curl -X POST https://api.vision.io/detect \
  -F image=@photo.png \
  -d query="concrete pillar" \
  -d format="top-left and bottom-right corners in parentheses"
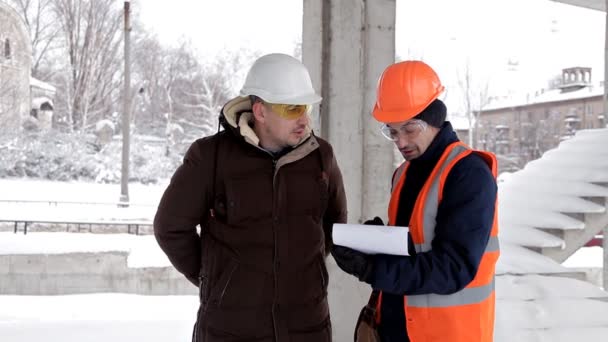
top-left (303, 0), bottom-right (396, 224)
top-left (602, 0), bottom-right (608, 291)
top-left (361, 0), bottom-right (398, 223)
top-left (602, 225), bottom-right (608, 291)
top-left (302, 0), bottom-right (324, 133)
top-left (303, 1), bottom-right (396, 340)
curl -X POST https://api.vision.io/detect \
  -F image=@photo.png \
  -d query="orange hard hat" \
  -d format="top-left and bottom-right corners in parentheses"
top-left (372, 60), bottom-right (445, 123)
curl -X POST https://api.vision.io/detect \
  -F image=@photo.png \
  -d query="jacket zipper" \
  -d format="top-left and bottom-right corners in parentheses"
top-left (271, 158), bottom-right (280, 340)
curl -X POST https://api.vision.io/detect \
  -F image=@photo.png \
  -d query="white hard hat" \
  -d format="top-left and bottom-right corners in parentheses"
top-left (239, 53), bottom-right (322, 105)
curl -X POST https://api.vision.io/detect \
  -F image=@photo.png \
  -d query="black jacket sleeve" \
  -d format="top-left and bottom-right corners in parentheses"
top-left (153, 138), bottom-right (213, 286)
top-left (370, 154), bottom-right (497, 295)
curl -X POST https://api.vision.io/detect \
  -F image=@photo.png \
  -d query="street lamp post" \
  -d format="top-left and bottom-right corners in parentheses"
top-left (120, 0), bottom-right (131, 206)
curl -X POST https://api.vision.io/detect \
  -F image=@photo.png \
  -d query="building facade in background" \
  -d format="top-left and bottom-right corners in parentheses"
top-left (0, 1), bottom-right (32, 133)
top-left (477, 67), bottom-right (605, 172)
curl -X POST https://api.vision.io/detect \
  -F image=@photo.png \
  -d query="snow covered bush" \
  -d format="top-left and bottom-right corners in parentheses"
top-left (0, 131), bottom-right (183, 183)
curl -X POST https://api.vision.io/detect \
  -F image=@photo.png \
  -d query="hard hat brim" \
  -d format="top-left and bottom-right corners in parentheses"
top-left (372, 102), bottom-right (429, 124)
top-left (239, 87), bottom-right (322, 105)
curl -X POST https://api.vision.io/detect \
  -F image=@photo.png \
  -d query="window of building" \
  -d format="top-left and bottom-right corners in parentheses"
top-left (4, 38), bottom-right (11, 59)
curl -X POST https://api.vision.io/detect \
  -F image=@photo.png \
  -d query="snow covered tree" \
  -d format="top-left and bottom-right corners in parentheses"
top-left (131, 40), bottom-right (259, 151)
top-left (50, 0), bottom-right (123, 131)
top-left (6, 0), bottom-right (59, 79)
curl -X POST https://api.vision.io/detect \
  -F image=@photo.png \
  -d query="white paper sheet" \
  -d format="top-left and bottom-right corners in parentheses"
top-left (332, 223), bottom-right (409, 256)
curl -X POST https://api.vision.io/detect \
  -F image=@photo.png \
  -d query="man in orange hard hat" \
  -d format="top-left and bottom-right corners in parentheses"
top-left (331, 60), bottom-right (499, 342)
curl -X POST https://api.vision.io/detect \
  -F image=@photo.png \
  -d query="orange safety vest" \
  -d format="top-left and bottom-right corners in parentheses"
top-left (378, 141), bottom-right (500, 342)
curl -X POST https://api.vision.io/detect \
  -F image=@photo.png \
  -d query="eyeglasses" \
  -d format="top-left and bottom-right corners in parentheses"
top-left (267, 103), bottom-right (312, 120)
top-left (380, 119), bottom-right (427, 141)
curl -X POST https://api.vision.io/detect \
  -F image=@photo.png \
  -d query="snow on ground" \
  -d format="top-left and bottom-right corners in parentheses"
top-left (0, 179), bottom-right (166, 205)
top-left (498, 274), bottom-right (607, 300)
top-left (0, 294), bottom-right (197, 342)
top-left (0, 201), bottom-right (155, 223)
top-left (0, 179), bottom-right (163, 225)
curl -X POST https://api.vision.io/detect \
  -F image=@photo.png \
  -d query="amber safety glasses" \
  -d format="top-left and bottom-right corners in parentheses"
top-left (380, 119), bottom-right (427, 141)
top-left (267, 103), bottom-right (311, 120)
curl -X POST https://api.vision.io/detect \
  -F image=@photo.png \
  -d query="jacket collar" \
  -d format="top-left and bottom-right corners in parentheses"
top-left (410, 121), bottom-right (459, 165)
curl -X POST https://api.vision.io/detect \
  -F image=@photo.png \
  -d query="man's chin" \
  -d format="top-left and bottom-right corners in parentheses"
top-left (401, 151), bottom-right (419, 160)
top-left (290, 131), bottom-right (308, 145)
top-left (289, 138), bottom-right (303, 147)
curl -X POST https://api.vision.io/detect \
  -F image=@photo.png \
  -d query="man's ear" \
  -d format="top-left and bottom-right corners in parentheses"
top-left (252, 101), bottom-right (266, 123)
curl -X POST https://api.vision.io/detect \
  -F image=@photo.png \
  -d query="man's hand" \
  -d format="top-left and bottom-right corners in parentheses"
top-left (364, 216), bottom-right (384, 226)
top-left (331, 245), bottom-right (374, 283)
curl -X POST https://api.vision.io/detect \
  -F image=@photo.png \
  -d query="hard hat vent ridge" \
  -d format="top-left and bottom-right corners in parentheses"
top-left (372, 60), bottom-right (444, 124)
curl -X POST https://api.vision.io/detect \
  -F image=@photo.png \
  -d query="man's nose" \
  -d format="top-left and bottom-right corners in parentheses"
top-left (395, 134), bottom-right (409, 149)
top-left (297, 113), bottom-right (309, 125)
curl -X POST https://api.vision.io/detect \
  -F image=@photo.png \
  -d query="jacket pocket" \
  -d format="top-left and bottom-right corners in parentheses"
top-left (223, 174), bottom-right (273, 227)
top-left (208, 260), bottom-right (238, 307)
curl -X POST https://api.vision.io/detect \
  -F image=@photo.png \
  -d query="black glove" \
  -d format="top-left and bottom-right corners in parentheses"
top-left (364, 216), bottom-right (384, 226)
top-left (331, 245), bottom-right (374, 283)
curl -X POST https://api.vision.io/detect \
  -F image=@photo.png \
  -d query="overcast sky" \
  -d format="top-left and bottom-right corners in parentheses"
top-left (139, 0), bottom-right (605, 111)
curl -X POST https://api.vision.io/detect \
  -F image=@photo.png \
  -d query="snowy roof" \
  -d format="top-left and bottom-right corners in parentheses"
top-left (30, 76), bottom-right (57, 93)
top-left (482, 84), bottom-right (603, 112)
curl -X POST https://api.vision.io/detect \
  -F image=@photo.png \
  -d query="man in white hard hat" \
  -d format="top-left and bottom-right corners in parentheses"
top-left (154, 53), bottom-right (348, 341)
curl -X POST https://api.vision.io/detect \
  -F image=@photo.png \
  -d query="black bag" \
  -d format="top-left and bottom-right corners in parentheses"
top-left (354, 290), bottom-right (381, 342)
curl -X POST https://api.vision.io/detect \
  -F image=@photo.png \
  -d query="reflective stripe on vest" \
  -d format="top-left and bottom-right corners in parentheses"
top-left (413, 143), bottom-right (469, 253)
top-left (391, 163), bottom-right (407, 192)
top-left (408, 278), bottom-right (495, 308)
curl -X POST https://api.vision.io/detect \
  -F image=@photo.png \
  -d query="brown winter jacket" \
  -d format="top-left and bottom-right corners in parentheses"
top-left (154, 97), bottom-right (348, 342)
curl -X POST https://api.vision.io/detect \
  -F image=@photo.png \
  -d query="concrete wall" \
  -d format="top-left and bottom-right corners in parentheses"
top-left (0, 252), bottom-right (197, 295)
